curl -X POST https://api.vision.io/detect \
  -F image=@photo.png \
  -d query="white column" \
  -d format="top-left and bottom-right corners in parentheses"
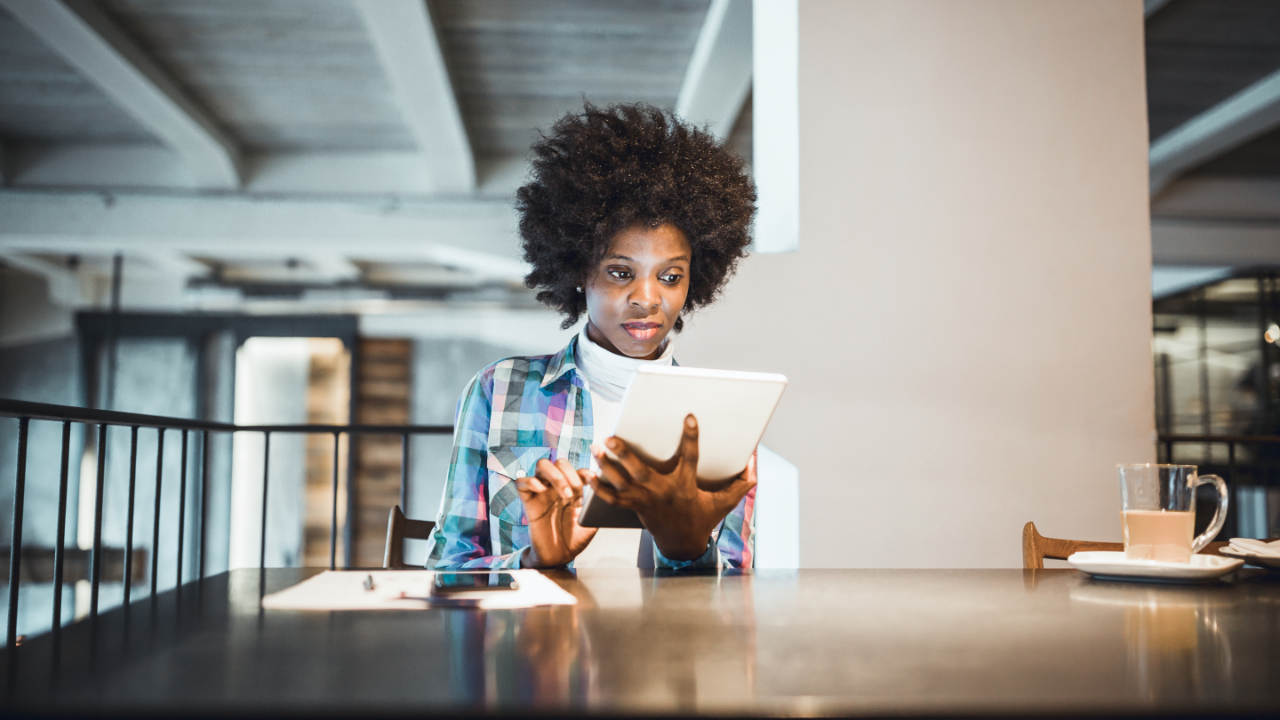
top-left (229, 339), bottom-right (311, 570)
top-left (681, 0), bottom-right (1154, 568)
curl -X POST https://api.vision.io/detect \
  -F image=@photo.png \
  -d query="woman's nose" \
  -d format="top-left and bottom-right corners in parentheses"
top-left (630, 278), bottom-right (660, 309)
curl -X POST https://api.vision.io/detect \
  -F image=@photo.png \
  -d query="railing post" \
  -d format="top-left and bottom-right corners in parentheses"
top-left (400, 432), bottom-right (409, 511)
top-left (7, 417), bottom-right (30, 649)
top-left (176, 430), bottom-right (188, 588)
top-left (89, 423), bottom-right (107, 620)
top-left (199, 430), bottom-right (209, 581)
top-left (1228, 441), bottom-right (1238, 539)
top-left (124, 426), bottom-right (139, 605)
top-left (330, 432), bottom-right (340, 571)
top-left (260, 432), bottom-right (271, 572)
top-left (151, 429), bottom-right (164, 601)
top-left (52, 421), bottom-right (71, 634)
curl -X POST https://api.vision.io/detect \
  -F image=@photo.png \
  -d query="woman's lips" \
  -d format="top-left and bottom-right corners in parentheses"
top-left (623, 322), bottom-right (661, 341)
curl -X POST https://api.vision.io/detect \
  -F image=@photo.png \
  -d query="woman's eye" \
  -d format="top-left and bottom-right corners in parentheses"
top-left (608, 269), bottom-right (632, 280)
top-left (662, 274), bottom-right (683, 284)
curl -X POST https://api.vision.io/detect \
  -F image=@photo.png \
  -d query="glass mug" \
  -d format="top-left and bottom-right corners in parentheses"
top-left (1117, 464), bottom-right (1228, 563)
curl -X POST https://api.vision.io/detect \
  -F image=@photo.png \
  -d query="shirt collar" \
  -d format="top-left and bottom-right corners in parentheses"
top-left (541, 333), bottom-right (583, 388)
top-left (540, 327), bottom-right (679, 388)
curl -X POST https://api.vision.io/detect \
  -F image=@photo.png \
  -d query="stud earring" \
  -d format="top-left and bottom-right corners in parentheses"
top-left (576, 286), bottom-right (582, 293)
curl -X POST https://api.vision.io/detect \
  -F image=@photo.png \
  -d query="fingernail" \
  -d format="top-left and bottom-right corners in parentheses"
top-left (607, 438), bottom-right (619, 449)
top-left (686, 416), bottom-right (696, 428)
top-left (562, 488), bottom-right (573, 498)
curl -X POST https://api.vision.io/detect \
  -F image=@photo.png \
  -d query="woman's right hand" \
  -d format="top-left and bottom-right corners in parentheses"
top-left (515, 458), bottom-right (598, 568)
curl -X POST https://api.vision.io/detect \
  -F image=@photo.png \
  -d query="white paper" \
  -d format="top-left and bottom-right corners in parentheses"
top-left (261, 569), bottom-right (578, 611)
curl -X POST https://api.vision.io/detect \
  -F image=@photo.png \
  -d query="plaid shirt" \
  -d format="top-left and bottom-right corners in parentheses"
top-left (423, 335), bottom-right (755, 570)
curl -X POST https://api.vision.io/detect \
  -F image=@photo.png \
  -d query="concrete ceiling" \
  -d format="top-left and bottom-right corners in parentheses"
top-left (1, 0), bottom-right (1276, 310)
top-left (1145, 0), bottom-right (1280, 268)
top-left (102, 0), bottom-right (415, 151)
top-left (0, 0), bottom-right (747, 312)
top-left (435, 0), bottom-right (710, 156)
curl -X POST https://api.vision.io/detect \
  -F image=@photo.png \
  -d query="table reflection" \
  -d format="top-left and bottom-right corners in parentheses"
top-left (1069, 581), bottom-right (1237, 701)
top-left (6, 569), bottom-right (1277, 717)
top-left (457, 569), bottom-right (758, 713)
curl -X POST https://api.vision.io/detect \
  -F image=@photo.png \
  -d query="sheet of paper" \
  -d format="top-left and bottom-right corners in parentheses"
top-left (261, 569), bottom-right (577, 611)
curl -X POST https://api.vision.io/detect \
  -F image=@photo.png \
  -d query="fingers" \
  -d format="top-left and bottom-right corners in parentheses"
top-left (677, 414), bottom-right (700, 472)
top-left (557, 458), bottom-right (584, 494)
top-left (587, 475), bottom-right (629, 508)
top-left (536, 458), bottom-right (575, 501)
top-left (514, 474), bottom-right (548, 497)
top-left (709, 471), bottom-right (757, 513)
top-left (595, 439), bottom-right (645, 490)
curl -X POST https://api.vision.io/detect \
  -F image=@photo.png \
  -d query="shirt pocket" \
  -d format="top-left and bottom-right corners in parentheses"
top-left (486, 445), bottom-right (556, 528)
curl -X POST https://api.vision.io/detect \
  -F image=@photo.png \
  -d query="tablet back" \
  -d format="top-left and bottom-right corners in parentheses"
top-left (613, 366), bottom-right (787, 482)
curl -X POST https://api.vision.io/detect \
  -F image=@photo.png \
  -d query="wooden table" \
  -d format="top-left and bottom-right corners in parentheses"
top-left (3, 567), bottom-right (1278, 717)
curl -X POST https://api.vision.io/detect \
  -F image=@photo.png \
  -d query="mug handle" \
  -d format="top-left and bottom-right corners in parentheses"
top-left (1191, 474), bottom-right (1229, 554)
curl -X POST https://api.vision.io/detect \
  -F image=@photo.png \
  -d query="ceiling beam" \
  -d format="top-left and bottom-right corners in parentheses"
top-left (0, 190), bottom-right (526, 279)
top-left (355, 0), bottom-right (475, 194)
top-left (0, 0), bottom-right (241, 189)
top-left (0, 252), bottom-right (84, 306)
top-left (676, 0), bottom-right (753, 139)
top-left (1152, 218), bottom-right (1280, 266)
top-left (8, 146), bottom-right (523, 197)
top-left (1149, 67), bottom-right (1280, 196)
top-left (1152, 177), bottom-right (1280, 221)
top-left (307, 256), bottom-right (363, 282)
top-left (137, 250), bottom-right (211, 279)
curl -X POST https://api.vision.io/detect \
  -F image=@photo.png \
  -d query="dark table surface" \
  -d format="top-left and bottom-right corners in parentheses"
top-left (2, 567), bottom-right (1279, 717)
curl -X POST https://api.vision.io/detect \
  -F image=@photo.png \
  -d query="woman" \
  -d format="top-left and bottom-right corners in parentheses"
top-left (423, 102), bottom-right (757, 570)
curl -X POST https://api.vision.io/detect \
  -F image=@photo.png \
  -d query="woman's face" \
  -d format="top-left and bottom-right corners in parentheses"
top-left (584, 223), bottom-right (691, 360)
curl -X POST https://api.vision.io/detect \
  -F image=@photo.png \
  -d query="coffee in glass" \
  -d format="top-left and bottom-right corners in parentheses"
top-left (1117, 464), bottom-right (1228, 563)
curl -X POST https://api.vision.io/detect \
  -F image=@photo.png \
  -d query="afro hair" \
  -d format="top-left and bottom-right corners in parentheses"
top-left (516, 102), bottom-right (757, 331)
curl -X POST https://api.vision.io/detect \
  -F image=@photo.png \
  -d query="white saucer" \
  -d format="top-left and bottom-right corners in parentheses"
top-left (1220, 546), bottom-right (1280, 570)
top-left (1067, 551), bottom-right (1244, 583)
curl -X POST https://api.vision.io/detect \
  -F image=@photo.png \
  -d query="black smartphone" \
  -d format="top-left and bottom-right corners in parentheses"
top-left (431, 572), bottom-right (519, 595)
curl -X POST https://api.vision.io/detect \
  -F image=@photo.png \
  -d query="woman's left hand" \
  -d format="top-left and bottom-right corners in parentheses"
top-left (586, 414), bottom-right (757, 561)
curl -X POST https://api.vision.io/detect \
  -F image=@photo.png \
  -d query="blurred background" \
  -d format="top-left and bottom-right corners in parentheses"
top-left (0, 0), bottom-right (756, 635)
top-left (0, 0), bottom-right (1279, 633)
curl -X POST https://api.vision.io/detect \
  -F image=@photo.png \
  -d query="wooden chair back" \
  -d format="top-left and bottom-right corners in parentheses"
top-left (1021, 521), bottom-right (1247, 569)
top-left (1021, 522), bottom-right (1120, 569)
top-left (383, 504), bottom-right (436, 569)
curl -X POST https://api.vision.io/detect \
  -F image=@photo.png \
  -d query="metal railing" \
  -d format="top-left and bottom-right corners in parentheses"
top-left (1159, 433), bottom-right (1280, 540)
top-left (0, 398), bottom-right (451, 648)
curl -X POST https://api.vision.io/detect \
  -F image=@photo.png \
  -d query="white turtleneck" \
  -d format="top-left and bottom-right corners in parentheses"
top-left (572, 322), bottom-right (674, 568)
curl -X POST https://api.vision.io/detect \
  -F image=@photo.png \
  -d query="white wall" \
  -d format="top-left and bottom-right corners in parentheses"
top-left (678, 0), bottom-right (1155, 568)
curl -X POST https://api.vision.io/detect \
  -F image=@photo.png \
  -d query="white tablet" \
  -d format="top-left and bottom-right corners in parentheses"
top-left (578, 365), bottom-right (787, 528)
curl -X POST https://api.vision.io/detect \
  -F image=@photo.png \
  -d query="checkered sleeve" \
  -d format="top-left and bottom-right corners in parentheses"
top-left (715, 483), bottom-right (756, 569)
top-left (423, 368), bottom-right (525, 569)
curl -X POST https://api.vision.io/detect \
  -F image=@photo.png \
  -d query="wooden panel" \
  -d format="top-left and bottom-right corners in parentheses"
top-left (433, 0), bottom-right (710, 155)
top-left (352, 337), bottom-right (412, 568)
top-left (0, 6), bottom-right (156, 143)
top-left (1146, 0), bottom-right (1280, 140)
top-left (100, 0), bottom-right (414, 151)
top-left (302, 339), bottom-right (350, 569)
